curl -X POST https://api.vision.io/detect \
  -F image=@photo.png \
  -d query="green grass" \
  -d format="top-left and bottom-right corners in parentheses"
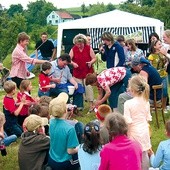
top-left (0, 72), bottom-right (170, 169)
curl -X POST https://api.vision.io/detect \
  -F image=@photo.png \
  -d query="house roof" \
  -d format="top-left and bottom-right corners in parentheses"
top-left (55, 11), bottom-right (73, 19)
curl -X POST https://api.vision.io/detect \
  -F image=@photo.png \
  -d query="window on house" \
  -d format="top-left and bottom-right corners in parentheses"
top-left (49, 20), bottom-right (52, 24)
top-left (55, 20), bottom-right (58, 23)
top-left (52, 15), bottom-right (55, 18)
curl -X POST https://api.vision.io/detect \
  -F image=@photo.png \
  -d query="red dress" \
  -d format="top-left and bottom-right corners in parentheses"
top-left (72, 45), bottom-right (94, 79)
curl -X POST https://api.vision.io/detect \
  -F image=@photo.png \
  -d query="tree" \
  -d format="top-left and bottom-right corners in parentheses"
top-left (106, 3), bottom-right (116, 12)
top-left (81, 3), bottom-right (88, 15)
top-left (7, 4), bottom-right (23, 17)
top-left (88, 3), bottom-right (107, 16)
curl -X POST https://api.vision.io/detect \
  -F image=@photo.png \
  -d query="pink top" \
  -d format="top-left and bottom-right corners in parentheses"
top-left (10, 44), bottom-right (37, 79)
top-left (97, 67), bottom-right (126, 90)
top-left (99, 135), bottom-right (142, 170)
top-left (124, 96), bottom-right (152, 151)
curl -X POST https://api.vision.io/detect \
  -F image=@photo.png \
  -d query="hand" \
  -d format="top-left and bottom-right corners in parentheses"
top-left (148, 148), bottom-right (154, 158)
top-left (72, 62), bottom-right (79, 68)
top-left (53, 78), bottom-right (61, 84)
top-left (94, 100), bottom-right (102, 107)
top-left (51, 84), bottom-right (56, 88)
top-left (86, 61), bottom-right (92, 68)
top-left (74, 83), bottom-right (78, 89)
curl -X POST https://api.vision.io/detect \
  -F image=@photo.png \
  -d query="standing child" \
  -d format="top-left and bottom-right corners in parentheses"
top-left (38, 62), bottom-right (56, 97)
top-left (3, 80), bottom-right (26, 137)
top-left (17, 80), bottom-right (36, 126)
top-left (78, 121), bottom-right (102, 170)
top-left (148, 119), bottom-right (170, 169)
top-left (124, 75), bottom-right (152, 170)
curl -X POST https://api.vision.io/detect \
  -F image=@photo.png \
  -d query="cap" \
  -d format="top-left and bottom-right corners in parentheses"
top-left (25, 114), bottom-right (48, 132)
top-left (49, 92), bottom-right (69, 117)
top-left (131, 57), bottom-right (150, 67)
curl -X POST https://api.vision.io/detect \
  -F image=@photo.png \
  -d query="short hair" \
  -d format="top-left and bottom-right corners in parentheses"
top-left (85, 73), bottom-right (97, 86)
top-left (17, 32), bottom-right (30, 43)
top-left (101, 32), bottom-right (114, 43)
top-left (73, 34), bottom-right (87, 45)
top-left (42, 62), bottom-right (52, 71)
top-left (3, 80), bottom-right (16, 93)
top-left (39, 105), bottom-right (49, 118)
top-left (0, 112), bottom-right (5, 128)
top-left (104, 112), bottom-right (128, 138)
top-left (20, 80), bottom-right (31, 92)
top-left (58, 53), bottom-right (71, 63)
top-left (41, 32), bottom-right (48, 36)
top-left (39, 96), bottom-right (52, 105)
top-left (165, 119), bottom-right (170, 134)
top-left (116, 35), bottom-right (125, 42)
top-left (28, 104), bottom-right (42, 115)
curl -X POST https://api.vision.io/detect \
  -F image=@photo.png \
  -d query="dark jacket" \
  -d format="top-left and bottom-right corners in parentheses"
top-left (18, 131), bottom-right (50, 170)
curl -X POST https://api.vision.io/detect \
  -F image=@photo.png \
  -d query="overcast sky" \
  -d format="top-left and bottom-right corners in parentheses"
top-left (1, 0), bottom-right (126, 9)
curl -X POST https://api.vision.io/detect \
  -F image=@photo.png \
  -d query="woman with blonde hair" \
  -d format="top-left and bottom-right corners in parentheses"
top-left (124, 75), bottom-right (152, 170)
top-left (69, 33), bottom-right (96, 110)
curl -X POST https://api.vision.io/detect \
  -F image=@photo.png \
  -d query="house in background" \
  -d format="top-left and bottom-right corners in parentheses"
top-left (46, 11), bottom-right (74, 25)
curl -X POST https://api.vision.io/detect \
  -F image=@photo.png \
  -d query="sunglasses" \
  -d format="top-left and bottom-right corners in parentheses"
top-left (84, 124), bottom-right (100, 133)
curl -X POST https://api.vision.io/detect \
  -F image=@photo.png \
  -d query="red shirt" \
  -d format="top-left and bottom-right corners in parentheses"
top-left (17, 91), bottom-right (35, 116)
top-left (3, 96), bottom-right (17, 114)
top-left (72, 45), bottom-right (94, 79)
top-left (39, 72), bottom-right (51, 92)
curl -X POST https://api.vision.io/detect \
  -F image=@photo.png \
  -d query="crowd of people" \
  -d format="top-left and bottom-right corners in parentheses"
top-left (0, 30), bottom-right (170, 170)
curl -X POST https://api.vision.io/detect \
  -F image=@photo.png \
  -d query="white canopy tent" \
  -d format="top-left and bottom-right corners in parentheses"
top-left (57, 9), bottom-right (164, 56)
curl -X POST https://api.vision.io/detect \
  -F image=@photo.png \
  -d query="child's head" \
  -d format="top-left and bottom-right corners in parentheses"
top-left (20, 80), bottom-right (32, 92)
top-left (95, 104), bottom-right (112, 122)
top-left (3, 80), bottom-right (16, 94)
top-left (0, 112), bottom-right (5, 128)
top-left (39, 105), bottom-right (50, 119)
top-left (49, 92), bottom-right (68, 118)
top-left (104, 112), bottom-right (128, 141)
top-left (28, 104), bottom-right (42, 115)
top-left (24, 114), bottom-right (48, 132)
top-left (128, 75), bottom-right (149, 100)
top-left (85, 73), bottom-right (97, 86)
top-left (39, 96), bottom-right (52, 106)
top-left (165, 120), bottom-right (170, 136)
top-left (83, 121), bottom-right (101, 154)
top-left (149, 40), bottom-right (162, 54)
top-left (42, 62), bottom-right (52, 74)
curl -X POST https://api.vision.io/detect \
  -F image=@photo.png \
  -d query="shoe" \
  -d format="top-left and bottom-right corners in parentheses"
top-left (77, 107), bottom-right (83, 111)
top-left (166, 106), bottom-right (170, 111)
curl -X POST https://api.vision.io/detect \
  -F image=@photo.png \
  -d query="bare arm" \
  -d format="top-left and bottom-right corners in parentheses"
top-left (51, 48), bottom-right (57, 61)
top-left (67, 147), bottom-right (78, 155)
top-left (69, 77), bottom-right (78, 89)
top-left (69, 49), bottom-right (78, 68)
top-left (139, 70), bottom-right (148, 83)
top-left (35, 49), bottom-right (38, 59)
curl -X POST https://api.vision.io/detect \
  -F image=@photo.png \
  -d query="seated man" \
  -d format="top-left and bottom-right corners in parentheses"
top-left (117, 57), bottom-right (162, 114)
top-left (50, 53), bottom-right (84, 110)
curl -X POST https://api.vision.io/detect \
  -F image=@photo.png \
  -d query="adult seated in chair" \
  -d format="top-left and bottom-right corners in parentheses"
top-left (118, 57), bottom-right (162, 114)
top-left (49, 53), bottom-right (84, 110)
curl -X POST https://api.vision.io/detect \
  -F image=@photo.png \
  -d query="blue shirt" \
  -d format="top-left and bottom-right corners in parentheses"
top-left (50, 60), bottom-right (72, 84)
top-left (78, 144), bottom-right (101, 170)
top-left (150, 139), bottom-right (170, 170)
top-left (49, 118), bottom-right (79, 162)
top-left (101, 41), bottom-right (125, 68)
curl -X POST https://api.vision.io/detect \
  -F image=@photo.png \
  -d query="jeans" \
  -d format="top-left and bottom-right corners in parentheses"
top-left (3, 132), bottom-right (17, 146)
top-left (5, 124), bottom-right (23, 137)
top-left (38, 89), bottom-right (50, 97)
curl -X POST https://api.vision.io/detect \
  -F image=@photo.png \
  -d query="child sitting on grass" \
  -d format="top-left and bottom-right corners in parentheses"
top-left (148, 119), bottom-right (170, 169)
top-left (3, 80), bottom-right (26, 137)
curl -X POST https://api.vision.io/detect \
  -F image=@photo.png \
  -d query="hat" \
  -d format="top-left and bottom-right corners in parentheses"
top-left (95, 104), bottom-right (112, 121)
top-left (49, 92), bottom-right (69, 117)
top-left (131, 57), bottom-right (150, 67)
top-left (25, 114), bottom-right (48, 132)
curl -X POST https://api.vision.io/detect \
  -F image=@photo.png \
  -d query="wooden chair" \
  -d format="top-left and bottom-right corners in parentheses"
top-left (150, 84), bottom-right (165, 128)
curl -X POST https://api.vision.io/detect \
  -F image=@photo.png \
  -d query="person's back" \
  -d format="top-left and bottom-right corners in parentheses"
top-left (18, 114), bottom-right (50, 170)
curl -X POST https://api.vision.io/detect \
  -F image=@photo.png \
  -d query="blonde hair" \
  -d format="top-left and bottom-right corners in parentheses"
top-left (3, 80), bottom-right (16, 93)
top-left (17, 32), bottom-right (30, 43)
top-left (73, 34), bottom-right (87, 44)
top-left (20, 80), bottom-right (31, 92)
top-left (164, 30), bottom-right (170, 38)
top-left (126, 39), bottom-right (137, 51)
top-left (128, 75), bottom-right (149, 101)
top-left (0, 112), bottom-right (5, 128)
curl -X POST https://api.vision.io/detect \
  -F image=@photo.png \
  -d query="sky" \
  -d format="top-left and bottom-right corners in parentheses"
top-left (0, 0), bottom-right (126, 9)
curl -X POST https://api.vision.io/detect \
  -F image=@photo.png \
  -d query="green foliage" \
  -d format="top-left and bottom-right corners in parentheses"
top-left (7, 4), bottom-right (23, 17)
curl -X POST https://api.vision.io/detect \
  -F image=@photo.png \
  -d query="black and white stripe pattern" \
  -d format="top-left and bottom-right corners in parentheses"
top-left (87, 26), bottom-right (155, 48)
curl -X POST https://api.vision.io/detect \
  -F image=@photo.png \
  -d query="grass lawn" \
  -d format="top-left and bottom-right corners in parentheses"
top-left (0, 73), bottom-right (170, 169)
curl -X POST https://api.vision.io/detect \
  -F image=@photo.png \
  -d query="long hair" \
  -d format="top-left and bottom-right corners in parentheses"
top-left (149, 40), bottom-right (161, 54)
top-left (126, 39), bottom-right (137, 51)
top-left (128, 75), bottom-right (149, 101)
top-left (82, 121), bottom-right (101, 154)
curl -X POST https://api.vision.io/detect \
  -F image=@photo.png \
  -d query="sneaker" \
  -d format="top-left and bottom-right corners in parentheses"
top-left (166, 105), bottom-right (170, 111)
